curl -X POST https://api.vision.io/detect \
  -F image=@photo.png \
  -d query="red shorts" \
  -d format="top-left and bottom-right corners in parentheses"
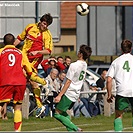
top-left (0, 85), bottom-right (26, 104)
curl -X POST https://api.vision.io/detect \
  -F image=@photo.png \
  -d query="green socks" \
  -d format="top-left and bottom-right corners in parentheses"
top-left (114, 118), bottom-right (123, 131)
top-left (54, 113), bottom-right (78, 131)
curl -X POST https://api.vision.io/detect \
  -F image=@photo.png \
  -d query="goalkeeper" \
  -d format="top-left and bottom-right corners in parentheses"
top-left (0, 33), bottom-right (49, 132)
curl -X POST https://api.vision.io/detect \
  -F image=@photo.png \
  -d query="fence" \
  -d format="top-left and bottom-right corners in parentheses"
top-left (22, 88), bottom-right (113, 119)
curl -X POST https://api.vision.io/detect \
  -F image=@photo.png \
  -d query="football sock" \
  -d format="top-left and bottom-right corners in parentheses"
top-left (61, 112), bottom-right (72, 131)
top-left (114, 118), bottom-right (123, 131)
top-left (33, 87), bottom-right (42, 108)
top-left (30, 73), bottom-right (46, 85)
top-left (54, 113), bottom-right (78, 131)
top-left (14, 110), bottom-right (22, 131)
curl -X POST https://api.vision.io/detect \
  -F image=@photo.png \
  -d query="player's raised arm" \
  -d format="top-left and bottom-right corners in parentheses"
top-left (14, 38), bottom-right (21, 46)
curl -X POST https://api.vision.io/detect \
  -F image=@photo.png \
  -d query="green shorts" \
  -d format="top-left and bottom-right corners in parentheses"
top-left (115, 95), bottom-right (133, 110)
top-left (55, 95), bottom-right (74, 112)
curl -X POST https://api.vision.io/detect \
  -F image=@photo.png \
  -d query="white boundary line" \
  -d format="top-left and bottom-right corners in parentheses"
top-left (36, 123), bottom-right (102, 131)
top-left (106, 126), bottom-right (133, 132)
top-left (21, 122), bottom-right (133, 132)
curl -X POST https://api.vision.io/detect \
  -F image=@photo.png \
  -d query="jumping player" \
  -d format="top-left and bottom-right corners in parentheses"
top-left (54, 44), bottom-right (92, 131)
top-left (106, 39), bottom-right (133, 131)
top-left (0, 33), bottom-right (48, 131)
top-left (14, 13), bottom-right (53, 117)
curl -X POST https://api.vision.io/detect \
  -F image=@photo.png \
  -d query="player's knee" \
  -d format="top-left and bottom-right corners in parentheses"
top-left (115, 110), bottom-right (123, 118)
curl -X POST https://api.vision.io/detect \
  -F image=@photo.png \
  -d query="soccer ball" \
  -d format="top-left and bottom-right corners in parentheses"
top-left (76, 3), bottom-right (89, 16)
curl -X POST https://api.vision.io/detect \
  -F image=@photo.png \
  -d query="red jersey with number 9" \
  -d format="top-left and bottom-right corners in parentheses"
top-left (0, 45), bottom-right (27, 86)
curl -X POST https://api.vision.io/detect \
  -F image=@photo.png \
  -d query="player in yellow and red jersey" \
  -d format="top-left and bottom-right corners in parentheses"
top-left (0, 33), bottom-right (49, 131)
top-left (14, 13), bottom-right (53, 117)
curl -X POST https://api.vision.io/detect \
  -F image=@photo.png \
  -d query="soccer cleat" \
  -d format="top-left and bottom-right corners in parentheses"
top-left (36, 106), bottom-right (46, 118)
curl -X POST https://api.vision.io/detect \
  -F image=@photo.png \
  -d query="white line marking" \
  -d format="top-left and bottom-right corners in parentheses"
top-left (21, 121), bottom-right (133, 132)
top-left (38, 123), bottom-right (102, 131)
top-left (106, 126), bottom-right (133, 132)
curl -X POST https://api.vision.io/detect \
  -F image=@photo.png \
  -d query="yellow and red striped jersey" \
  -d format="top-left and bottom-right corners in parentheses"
top-left (17, 23), bottom-right (53, 58)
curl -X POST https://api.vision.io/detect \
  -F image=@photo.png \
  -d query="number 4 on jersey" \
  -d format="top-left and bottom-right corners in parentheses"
top-left (123, 61), bottom-right (130, 72)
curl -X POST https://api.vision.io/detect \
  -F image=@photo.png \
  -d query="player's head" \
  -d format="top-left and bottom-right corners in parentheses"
top-left (3, 33), bottom-right (15, 45)
top-left (39, 13), bottom-right (53, 31)
top-left (121, 39), bottom-right (132, 53)
top-left (78, 44), bottom-right (92, 60)
top-left (40, 13), bottom-right (53, 26)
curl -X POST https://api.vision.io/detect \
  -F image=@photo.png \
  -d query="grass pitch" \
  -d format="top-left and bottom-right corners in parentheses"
top-left (0, 111), bottom-right (133, 132)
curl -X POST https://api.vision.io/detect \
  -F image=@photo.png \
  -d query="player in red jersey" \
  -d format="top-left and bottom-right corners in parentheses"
top-left (0, 33), bottom-right (48, 131)
top-left (14, 13), bottom-right (53, 117)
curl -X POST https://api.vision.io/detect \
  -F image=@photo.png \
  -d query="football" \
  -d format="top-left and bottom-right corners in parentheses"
top-left (76, 3), bottom-right (89, 16)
